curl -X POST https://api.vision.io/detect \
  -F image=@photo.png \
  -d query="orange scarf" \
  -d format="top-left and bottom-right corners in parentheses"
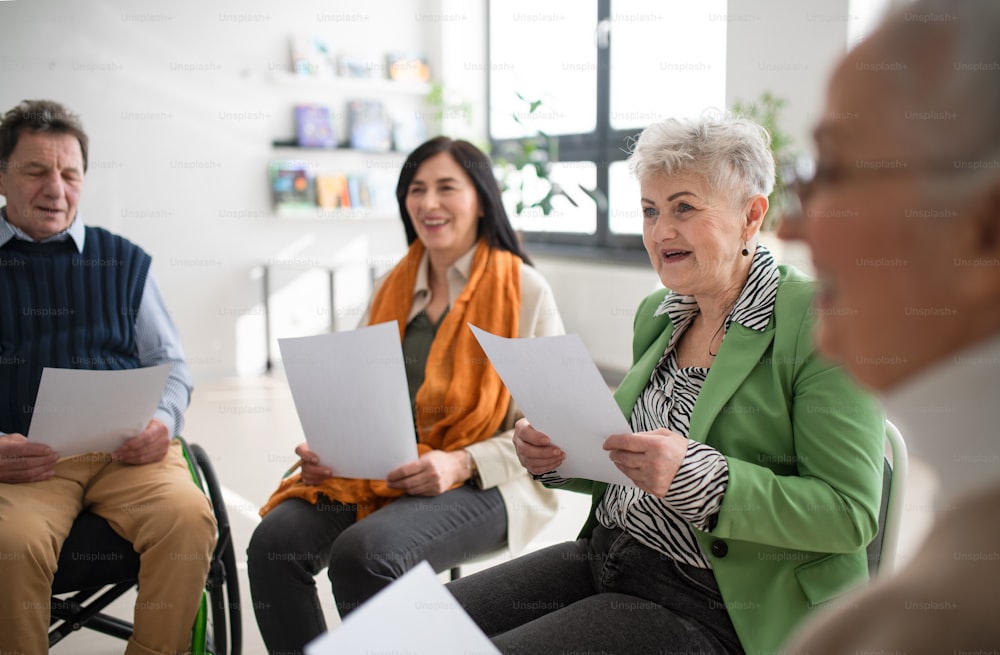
top-left (261, 238), bottom-right (521, 520)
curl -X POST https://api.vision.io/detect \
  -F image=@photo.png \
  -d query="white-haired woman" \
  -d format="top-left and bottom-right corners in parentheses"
top-left (446, 115), bottom-right (886, 655)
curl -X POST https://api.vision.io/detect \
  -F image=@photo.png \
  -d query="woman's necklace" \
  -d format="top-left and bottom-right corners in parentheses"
top-left (708, 303), bottom-right (738, 357)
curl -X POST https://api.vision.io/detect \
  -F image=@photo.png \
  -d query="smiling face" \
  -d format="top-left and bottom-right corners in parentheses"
top-left (0, 131), bottom-right (84, 240)
top-left (403, 152), bottom-right (482, 264)
top-left (640, 172), bottom-right (764, 306)
top-left (778, 34), bottom-right (1000, 390)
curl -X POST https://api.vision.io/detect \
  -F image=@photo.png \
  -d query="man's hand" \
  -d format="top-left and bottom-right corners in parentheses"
top-left (0, 433), bottom-right (59, 483)
top-left (112, 419), bottom-right (171, 465)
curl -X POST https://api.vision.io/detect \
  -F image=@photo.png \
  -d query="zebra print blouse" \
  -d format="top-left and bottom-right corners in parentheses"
top-left (540, 245), bottom-right (780, 569)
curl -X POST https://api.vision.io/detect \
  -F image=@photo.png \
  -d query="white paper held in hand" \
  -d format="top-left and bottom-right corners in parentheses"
top-left (27, 364), bottom-right (173, 458)
top-left (469, 324), bottom-right (635, 487)
top-left (278, 321), bottom-right (419, 479)
top-left (305, 561), bottom-right (499, 655)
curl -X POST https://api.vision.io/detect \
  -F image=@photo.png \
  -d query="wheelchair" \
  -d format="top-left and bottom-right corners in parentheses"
top-left (48, 440), bottom-right (242, 654)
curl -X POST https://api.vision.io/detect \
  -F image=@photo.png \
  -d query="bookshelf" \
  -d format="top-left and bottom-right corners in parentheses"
top-left (268, 62), bottom-right (431, 221)
top-left (269, 145), bottom-right (405, 221)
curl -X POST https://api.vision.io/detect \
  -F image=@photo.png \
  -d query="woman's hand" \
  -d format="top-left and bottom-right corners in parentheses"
top-left (294, 442), bottom-right (333, 486)
top-left (513, 418), bottom-right (565, 475)
top-left (604, 429), bottom-right (688, 497)
top-left (386, 450), bottom-right (468, 496)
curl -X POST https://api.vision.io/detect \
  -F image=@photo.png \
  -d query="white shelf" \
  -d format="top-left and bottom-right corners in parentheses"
top-left (273, 206), bottom-right (396, 221)
top-left (270, 70), bottom-right (432, 97)
top-left (267, 66), bottom-right (421, 223)
top-left (270, 144), bottom-right (408, 157)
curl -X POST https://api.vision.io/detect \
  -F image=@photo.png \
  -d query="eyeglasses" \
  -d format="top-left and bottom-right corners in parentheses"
top-left (778, 154), bottom-right (997, 224)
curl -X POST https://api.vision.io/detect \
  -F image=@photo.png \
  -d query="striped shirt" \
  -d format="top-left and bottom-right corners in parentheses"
top-left (540, 245), bottom-right (780, 568)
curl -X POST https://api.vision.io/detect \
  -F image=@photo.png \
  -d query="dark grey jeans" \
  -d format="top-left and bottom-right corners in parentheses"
top-left (247, 485), bottom-right (506, 655)
top-left (447, 524), bottom-right (744, 655)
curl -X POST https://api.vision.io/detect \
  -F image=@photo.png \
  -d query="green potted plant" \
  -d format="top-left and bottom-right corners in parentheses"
top-left (492, 93), bottom-right (605, 219)
top-left (732, 91), bottom-right (797, 230)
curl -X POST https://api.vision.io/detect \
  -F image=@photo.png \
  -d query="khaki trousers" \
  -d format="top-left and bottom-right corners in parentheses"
top-left (0, 440), bottom-right (217, 655)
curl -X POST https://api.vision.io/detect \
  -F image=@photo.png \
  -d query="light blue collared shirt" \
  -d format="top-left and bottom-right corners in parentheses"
top-left (0, 210), bottom-right (192, 436)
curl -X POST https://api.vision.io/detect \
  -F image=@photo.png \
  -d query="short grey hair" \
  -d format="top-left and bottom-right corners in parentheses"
top-left (876, 0), bottom-right (1000, 160)
top-left (627, 113), bottom-right (775, 204)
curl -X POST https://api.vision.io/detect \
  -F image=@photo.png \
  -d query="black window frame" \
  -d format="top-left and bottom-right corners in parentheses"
top-left (486, 0), bottom-right (650, 263)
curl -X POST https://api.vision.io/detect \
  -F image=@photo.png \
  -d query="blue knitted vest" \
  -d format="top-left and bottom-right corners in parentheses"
top-left (0, 226), bottom-right (151, 435)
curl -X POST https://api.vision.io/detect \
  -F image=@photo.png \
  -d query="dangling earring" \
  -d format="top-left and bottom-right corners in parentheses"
top-left (741, 241), bottom-right (750, 257)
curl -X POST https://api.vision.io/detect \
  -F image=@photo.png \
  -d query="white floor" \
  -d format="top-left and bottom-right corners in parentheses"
top-left (62, 374), bottom-right (936, 655)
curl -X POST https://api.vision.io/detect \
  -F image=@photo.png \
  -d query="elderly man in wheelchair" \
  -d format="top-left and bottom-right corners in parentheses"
top-left (0, 99), bottom-right (219, 655)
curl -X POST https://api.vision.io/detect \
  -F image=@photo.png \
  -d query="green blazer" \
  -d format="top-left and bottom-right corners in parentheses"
top-left (564, 266), bottom-right (884, 655)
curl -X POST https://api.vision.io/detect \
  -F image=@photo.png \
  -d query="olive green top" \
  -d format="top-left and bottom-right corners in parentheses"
top-left (402, 308), bottom-right (449, 428)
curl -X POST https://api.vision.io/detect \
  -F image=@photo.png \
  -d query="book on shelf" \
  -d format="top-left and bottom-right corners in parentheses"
top-left (269, 161), bottom-right (315, 210)
top-left (294, 105), bottom-right (338, 149)
top-left (347, 99), bottom-right (392, 152)
top-left (386, 52), bottom-right (430, 82)
top-left (391, 109), bottom-right (428, 153)
top-left (365, 169), bottom-right (399, 213)
top-left (316, 174), bottom-right (351, 209)
top-left (347, 175), bottom-right (372, 208)
top-left (289, 36), bottom-right (336, 77)
top-left (336, 54), bottom-right (383, 79)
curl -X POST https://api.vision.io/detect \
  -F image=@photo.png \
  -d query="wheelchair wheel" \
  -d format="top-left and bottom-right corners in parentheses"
top-left (188, 442), bottom-right (243, 655)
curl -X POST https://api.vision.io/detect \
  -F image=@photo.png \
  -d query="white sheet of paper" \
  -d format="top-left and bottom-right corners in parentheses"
top-left (305, 561), bottom-right (499, 655)
top-left (470, 325), bottom-right (635, 487)
top-left (27, 364), bottom-right (172, 458)
top-left (278, 321), bottom-right (419, 479)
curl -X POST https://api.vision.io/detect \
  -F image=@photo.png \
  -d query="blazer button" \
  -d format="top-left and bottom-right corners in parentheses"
top-left (710, 540), bottom-right (728, 557)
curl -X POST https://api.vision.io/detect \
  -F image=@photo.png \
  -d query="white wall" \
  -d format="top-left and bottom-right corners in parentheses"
top-left (0, 0), bottom-right (442, 378)
top-left (0, 0), bottom-right (862, 379)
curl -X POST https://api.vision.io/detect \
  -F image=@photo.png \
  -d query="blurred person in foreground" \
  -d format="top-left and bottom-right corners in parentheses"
top-left (247, 136), bottom-right (564, 654)
top-left (0, 99), bottom-right (214, 655)
top-left (446, 114), bottom-right (885, 655)
top-left (780, 0), bottom-right (1000, 651)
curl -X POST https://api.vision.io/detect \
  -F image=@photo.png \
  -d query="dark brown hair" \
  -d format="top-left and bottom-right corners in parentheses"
top-left (0, 99), bottom-right (89, 172)
top-left (395, 136), bottom-right (531, 265)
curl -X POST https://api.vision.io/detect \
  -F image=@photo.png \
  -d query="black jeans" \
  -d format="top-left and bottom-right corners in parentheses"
top-left (247, 486), bottom-right (506, 655)
top-left (447, 524), bottom-right (744, 655)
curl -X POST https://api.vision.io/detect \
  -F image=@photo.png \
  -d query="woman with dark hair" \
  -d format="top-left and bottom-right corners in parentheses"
top-left (395, 136), bottom-right (531, 264)
top-left (247, 136), bottom-right (564, 654)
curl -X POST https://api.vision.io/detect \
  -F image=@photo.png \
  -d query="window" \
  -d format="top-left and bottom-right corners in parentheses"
top-left (488, 0), bottom-right (727, 255)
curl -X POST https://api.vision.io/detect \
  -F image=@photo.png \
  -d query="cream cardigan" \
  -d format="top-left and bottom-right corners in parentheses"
top-left (363, 247), bottom-right (564, 553)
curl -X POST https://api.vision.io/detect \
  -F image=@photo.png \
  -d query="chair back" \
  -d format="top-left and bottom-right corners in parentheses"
top-left (866, 420), bottom-right (908, 577)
